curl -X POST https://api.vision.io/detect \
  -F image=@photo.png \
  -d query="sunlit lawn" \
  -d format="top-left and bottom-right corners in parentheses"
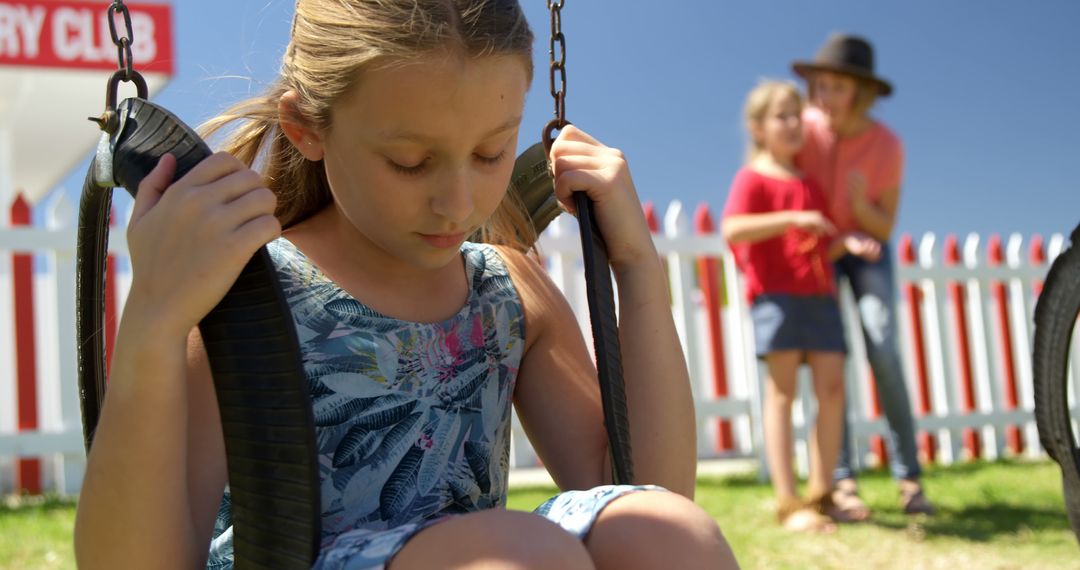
top-left (511, 459), bottom-right (1079, 569)
top-left (2, 460), bottom-right (1077, 569)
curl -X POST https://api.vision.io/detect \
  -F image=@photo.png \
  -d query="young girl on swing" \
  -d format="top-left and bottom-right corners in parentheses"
top-left (722, 81), bottom-right (880, 533)
top-left (73, 1), bottom-right (737, 568)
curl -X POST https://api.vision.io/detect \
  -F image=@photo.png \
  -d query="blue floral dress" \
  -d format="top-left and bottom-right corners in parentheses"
top-left (206, 239), bottom-right (658, 569)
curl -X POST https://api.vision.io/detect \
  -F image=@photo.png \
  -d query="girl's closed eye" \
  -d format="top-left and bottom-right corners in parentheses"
top-left (386, 156), bottom-right (429, 176)
top-left (474, 149), bottom-right (507, 166)
top-left (386, 147), bottom-right (506, 176)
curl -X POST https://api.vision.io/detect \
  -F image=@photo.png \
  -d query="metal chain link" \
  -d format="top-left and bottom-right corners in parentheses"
top-left (90, 0), bottom-right (147, 133)
top-left (542, 0), bottom-right (568, 153)
top-left (107, 0), bottom-right (135, 80)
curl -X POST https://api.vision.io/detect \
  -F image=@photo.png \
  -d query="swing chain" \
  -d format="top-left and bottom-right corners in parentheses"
top-left (543, 0), bottom-right (568, 152)
top-left (107, 0), bottom-right (135, 80)
top-left (90, 0), bottom-right (147, 134)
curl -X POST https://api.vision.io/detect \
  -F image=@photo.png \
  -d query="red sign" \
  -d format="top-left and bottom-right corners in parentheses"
top-left (0, 1), bottom-right (173, 74)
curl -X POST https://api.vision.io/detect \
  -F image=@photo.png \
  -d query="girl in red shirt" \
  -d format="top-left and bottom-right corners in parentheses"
top-left (722, 81), bottom-right (880, 533)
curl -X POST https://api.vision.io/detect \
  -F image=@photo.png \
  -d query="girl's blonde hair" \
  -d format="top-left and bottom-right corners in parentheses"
top-left (200, 0), bottom-right (536, 250)
top-left (743, 80), bottom-right (803, 162)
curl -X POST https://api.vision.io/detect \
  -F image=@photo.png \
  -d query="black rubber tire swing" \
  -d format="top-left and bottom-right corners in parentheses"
top-left (1032, 222), bottom-right (1080, 544)
top-left (78, 97), bottom-right (322, 568)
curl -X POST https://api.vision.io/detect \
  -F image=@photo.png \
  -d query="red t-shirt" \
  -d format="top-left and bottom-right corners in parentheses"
top-left (722, 167), bottom-right (836, 302)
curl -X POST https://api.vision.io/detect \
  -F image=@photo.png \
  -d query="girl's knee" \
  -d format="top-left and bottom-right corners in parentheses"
top-left (813, 375), bottom-right (845, 403)
top-left (391, 509), bottom-right (592, 570)
top-left (810, 356), bottom-right (846, 403)
top-left (766, 377), bottom-right (799, 404)
top-left (586, 491), bottom-right (738, 570)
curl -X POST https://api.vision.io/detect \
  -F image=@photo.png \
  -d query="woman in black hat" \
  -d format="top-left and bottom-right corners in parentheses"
top-left (792, 33), bottom-right (936, 520)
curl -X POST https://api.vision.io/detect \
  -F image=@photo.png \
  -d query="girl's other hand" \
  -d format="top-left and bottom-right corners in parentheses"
top-left (789, 210), bottom-right (837, 236)
top-left (843, 232), bottom-right (882, 261)
top-left (124, 152), bottom-right (281, 338)
top-left (548, 125), bottom-right (656, 273)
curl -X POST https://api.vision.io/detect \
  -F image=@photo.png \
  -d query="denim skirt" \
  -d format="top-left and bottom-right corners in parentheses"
top-left (750, 293), bottom-right (846, 358)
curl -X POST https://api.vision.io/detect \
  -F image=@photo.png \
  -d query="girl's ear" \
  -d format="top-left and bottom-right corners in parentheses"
top-left (279, 91), bottom-right (325, 161)
top-left (748, 120), bottom-right (764, 148)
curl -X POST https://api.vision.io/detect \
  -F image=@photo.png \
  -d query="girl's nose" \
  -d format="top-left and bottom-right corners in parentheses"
top-left (430, 168), bottom-right (474, 224)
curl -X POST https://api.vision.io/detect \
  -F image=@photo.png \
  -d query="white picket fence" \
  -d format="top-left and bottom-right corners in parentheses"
top-left (1, 192), bottom-right (1077, 495)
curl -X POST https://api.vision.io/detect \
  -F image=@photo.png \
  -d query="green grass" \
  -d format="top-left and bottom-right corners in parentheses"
top-left (514, 460), bottom-right (1080, 569)
top-left (697, 460), bottom-right (1079, 569)
top-left (0, 495), bottom-right (78, 569)
top-left (3, 460), bottom-right (1077, 569)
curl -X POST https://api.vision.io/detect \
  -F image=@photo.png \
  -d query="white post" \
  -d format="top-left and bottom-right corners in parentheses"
top-left (48, 196), bottom-right (86, 495)
top-left (919, 233), bottom-right (958, 464)
top-left (721, 243), bottom-right (760, 459)
top-left (1005, 234), bottom-right (1041, 456)
top-left (837, 277), bottom-right (869, 471)
top-left (0, 197), bottom-right (14, 493)
top-left (0, 127), bottom-right (14, 203)
top-left (663, 201), bottom-right (711, 458)
top-left (34, 196), bottom-right (60, 491)
top-left (962, 234), bottom-right (998, 459)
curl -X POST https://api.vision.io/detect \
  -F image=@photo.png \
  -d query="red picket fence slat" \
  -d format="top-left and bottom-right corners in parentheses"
top-left (694, 204), bottom-right (734, 452)
top-left (944, 234), bottom-right (981, 459)
top-left (899, 234), bottom-right (936, 463)
top-left (988, 235), bottom-right (1023, 455)
top-left (11, 193), bottom-right (42, 495)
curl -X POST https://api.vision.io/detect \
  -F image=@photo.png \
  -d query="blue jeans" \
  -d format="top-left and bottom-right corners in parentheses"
top-left (834, 245), bottom-right (922, 482)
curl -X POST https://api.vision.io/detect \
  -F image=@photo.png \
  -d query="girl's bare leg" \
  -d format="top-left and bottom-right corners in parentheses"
top-left (764, 351), bottom-right (834, 532)
top-left (389, 509), bottom-right (594, 570)
top-left (584, 490), bottom-right (739, 569)
top-left (763, 351), bottom-right (802, 501)
top-left (806, 351), bottom-right (846, 499)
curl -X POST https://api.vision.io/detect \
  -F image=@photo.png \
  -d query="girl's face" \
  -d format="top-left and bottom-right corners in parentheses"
top-left (811, 71), bottom-right (859, 128)
top-left (305, 54), bottom-right (528, 270)
top-left (755, 91), bottom-right (804, 160)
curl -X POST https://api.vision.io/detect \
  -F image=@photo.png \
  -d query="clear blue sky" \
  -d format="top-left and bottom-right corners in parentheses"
top-left (62, 0), bottom-right (1080, 241)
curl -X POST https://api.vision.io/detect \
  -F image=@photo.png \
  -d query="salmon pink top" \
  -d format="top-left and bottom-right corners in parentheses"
top-left (796, 107), bottom-right (903, 235)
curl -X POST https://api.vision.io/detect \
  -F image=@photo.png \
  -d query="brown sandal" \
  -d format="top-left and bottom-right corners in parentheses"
top-left (828, 486), bottom-right (871, 522)
top-left (901, 488), bottom-right (936, 516)
top-left (777, 497), bottom-right (836, 533)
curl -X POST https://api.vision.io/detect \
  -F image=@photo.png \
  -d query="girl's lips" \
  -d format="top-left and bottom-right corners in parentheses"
top-left (419, 232), bottom-right (467, 248)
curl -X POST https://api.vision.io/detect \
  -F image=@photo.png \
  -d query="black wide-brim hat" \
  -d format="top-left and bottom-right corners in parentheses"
top-left (792, 33), bottom-right (893, 97)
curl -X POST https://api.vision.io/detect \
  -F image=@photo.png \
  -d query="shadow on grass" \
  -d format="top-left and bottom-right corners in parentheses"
top-left (697, 473), bottom-right (767, 489)
top-left (698, 460), bottom-right (1075, 545)
top-left (865, 503), bottom-right (1072, 542)
top-left (920, 459), bottom-right (1053, 477)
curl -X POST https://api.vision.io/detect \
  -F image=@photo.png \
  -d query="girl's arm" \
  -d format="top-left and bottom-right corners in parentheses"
top-left (501, 248), bottom-right (611, 492)
top-left (721, 210), bottom-right (834, 245)
top-left (74, 153), bottom-right (278, 568)
top-left (848, 166), bottom-right (901, 241)
top-left (74, 314), bottom-right (202, 568)
top-left (851, 184), bottom-right (900, 241)
top-left (503, 245), bottom-right (698, 497)
top-left (511, 125), bottom-right (697, 497)
top-left (74, 318), bottom-right (227, 569)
